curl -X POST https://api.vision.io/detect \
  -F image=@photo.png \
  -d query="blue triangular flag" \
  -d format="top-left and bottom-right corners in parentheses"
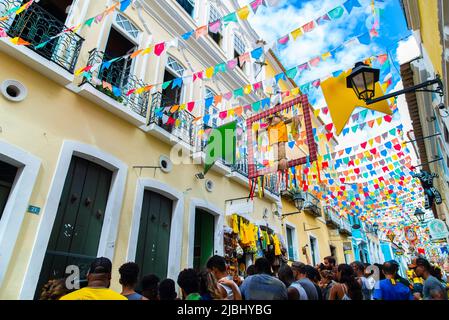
top-left (343, 0), bottom-right (361, 14)
top-left (172, 77), bottom-right (183, 89)
top-left (357, 33), bottom-right (371, 45)
top-left (120, 0), bottom-right (132, 12)
top-left (205, 97), bottom-right (214, 109)
top-left (182, 30), bottom-right (194, 40)
top-left (251, 47), bottom-right (264, 60)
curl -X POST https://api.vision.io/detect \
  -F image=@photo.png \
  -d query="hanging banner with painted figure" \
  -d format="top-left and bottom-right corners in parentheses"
top-left (245, 95), bottom-right (317, 179)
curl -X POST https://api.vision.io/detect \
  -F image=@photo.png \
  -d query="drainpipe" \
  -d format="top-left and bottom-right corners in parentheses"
top-left (135, 0), bottom-right (152, 35)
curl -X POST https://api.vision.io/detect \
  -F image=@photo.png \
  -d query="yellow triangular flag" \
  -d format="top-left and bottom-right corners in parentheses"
top-left (291, 27), bottom-right (303, 40)
top-left (136, 87), bottom-right (145, 94)
top-left (205, 67), bottom-right (214, 79)
top-left (314, 109), bottom-right (320, 117)
top-left (237, 6), bottom-right (250, 20)
top-left (291, 87), bottom-right (300, 96)
top-left (376, 117), bottom-right (383, 125)
top-left (141, 47), bottom-right (152, 55)
top-left (322, 52), bottom-right (332, 60)
top-left (244, 85), bottom-right (252, 94)
top-left (320, 69), bottom-right (392, 135)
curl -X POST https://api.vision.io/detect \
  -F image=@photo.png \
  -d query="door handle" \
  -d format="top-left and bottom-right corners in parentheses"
top-left (85, 197), bottom-right (92, 207)
top-left (150, 215), bottom-right (156, 222)
top-left (96, 209), bottom-right (103, 220)
top-left (70, 193), bottom-right (79, 203)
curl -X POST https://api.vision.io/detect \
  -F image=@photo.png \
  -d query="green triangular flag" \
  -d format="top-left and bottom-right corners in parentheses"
top-left (286, 67), bottom-right (298, 79)
top-left (234, 88), bottom-right (244, 97)
top-left (84, 17), bottom-right (95, 27)
top-left (328, 6), bottom-right (345, 20)
top-left (223, 13), bottom-right (238, 26)
top-left (162, 80), bottom-right (172, 90)
top-left (204, 121), bottom-right (237, 175)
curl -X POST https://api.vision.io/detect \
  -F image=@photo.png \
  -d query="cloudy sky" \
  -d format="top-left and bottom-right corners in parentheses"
top-left (241, 0), bottom-right (421, 157)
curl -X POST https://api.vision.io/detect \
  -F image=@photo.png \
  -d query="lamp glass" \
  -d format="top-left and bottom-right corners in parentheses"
top-left (347, 62), bottom-right (380, 102)
top-left (293, 193), bottom-right (305, 211)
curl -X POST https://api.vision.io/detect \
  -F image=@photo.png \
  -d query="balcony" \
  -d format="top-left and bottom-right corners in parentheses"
top-left (78, 49), bottom-right (149, 127)
top-left (324, 206), bottom-right (341, 229)
top-left (340, 218), bottom-right (353, 236)
top-left (0, 1), bottom-right (84, 85)
top-left (148, 91), bottom-right (195, 146)
top-left (302, 192), bottom-right (322, 217)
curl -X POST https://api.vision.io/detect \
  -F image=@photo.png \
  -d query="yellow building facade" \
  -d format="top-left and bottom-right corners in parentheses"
top-left (0, 0), bottom-right (348, 300)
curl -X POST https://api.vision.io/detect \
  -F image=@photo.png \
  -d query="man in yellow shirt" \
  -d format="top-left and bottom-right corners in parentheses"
top-left (60, 257), bottom-right (127, 300)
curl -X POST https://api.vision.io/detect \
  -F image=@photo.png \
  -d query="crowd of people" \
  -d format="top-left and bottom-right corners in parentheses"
top-left (41, 255), bottom-right (449, 300)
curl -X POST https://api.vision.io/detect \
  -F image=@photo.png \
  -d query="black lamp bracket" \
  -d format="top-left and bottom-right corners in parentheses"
top-left (366, 75), bottom-right (444, 105)
top-left (281, 211), bottom-right (302, 219)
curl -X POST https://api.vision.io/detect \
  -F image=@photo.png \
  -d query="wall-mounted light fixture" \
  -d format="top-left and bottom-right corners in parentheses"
top-left (347, 62), bottom-right (444, 105)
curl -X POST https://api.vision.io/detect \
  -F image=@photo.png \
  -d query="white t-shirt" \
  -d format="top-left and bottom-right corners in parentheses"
top-left (219, 276), bottom-right (241, 300)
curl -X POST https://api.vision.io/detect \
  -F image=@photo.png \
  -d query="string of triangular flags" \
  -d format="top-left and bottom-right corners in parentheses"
top-left (78, 0), bottom-right (378, 105)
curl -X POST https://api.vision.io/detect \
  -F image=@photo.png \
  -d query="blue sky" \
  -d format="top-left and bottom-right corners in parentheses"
top-left (243, 0), bottom-right (420, 149)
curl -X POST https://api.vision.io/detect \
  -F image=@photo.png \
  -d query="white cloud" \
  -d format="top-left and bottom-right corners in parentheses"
top-left (396, 35), bottom-right (421, 64)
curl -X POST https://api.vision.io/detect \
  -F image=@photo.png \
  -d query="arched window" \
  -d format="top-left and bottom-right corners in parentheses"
top-left (163, 56), bottom-right (186, 106)
top-left (115, 13), bottom-right (140, 40)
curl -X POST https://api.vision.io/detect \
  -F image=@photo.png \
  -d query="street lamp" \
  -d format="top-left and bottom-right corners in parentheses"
top-left (346, 62), bottom-right (379, 102)
top-left (281, 191), bottom-right (305, 219)
top-left (347, 62), bottom-right (444, 105)
top-left (293, 192), bottom-right (305, 211)
top-left (414, 208), bottom-right (426, 224)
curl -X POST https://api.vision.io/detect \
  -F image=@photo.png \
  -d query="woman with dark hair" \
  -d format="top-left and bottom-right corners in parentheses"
top-left (329, 264), bottom-right (363, 300)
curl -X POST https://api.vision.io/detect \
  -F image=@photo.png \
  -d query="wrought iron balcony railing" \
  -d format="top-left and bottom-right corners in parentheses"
top-left (81, 49), bottom-right (149, 118)
top-left (340, 218), bottom-right (353, 236)
top-left (149, 91), bottom-right (195, 146)
top-left (1, 1), bottom-right (84, 73)
top-left (302, 191), bottom-right (322, 217)
top-left (324, 206), bottom-right (341, 229)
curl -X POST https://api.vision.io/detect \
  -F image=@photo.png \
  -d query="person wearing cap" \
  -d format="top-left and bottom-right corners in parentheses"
top-left (60, 257), bottom-right (127, 300)
top-left (411, 257), bottom-right (448, 300)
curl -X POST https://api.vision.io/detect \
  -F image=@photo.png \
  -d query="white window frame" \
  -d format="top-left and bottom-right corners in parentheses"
top-left (165, 55), bottom-right (186, 104)
top-left (309, 234), bottom-right (320, 266)
top-left (284, 222), bottom-right (299, 261)
top-left (108, 11), bottom-right (142, 79)
top-left (0, 141), bottom-right (41, 289)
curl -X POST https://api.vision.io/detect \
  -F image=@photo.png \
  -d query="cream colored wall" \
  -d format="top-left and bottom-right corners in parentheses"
top-left (0, 50), bottom-right (279, 298)
top-left (418, 0), bottom-right (444, 76)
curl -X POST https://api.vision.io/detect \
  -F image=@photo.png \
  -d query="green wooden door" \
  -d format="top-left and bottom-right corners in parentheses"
top-left (0, 161), bottom-right (18, 220)
top-left (135, 190), bottom-right (172, 280)
top-left (193, 209), bottom-right (215, 271)
top-left (34, 156), bottom-right (112, 299)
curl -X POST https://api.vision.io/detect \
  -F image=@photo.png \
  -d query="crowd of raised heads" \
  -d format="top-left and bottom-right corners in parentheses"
top-left (40, 255), bottom-right (448, 300)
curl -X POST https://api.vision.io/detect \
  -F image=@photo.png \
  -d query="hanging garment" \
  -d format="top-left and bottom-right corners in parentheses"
top-left (272, 234), bottom-right (282, 256)
top-left (231, 214), bottom-right (239, 234)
